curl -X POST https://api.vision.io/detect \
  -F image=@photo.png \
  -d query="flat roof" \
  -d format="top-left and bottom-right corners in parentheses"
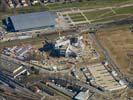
top-left (9, 11), bottom-right (57, 31)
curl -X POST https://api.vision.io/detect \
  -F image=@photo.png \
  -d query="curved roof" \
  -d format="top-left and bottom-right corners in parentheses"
top-left (10, 11), bottom-right (57, 31)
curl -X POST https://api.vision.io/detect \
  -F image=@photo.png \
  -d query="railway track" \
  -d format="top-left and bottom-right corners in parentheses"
top-left (0, 70), bottom-right (42, 100)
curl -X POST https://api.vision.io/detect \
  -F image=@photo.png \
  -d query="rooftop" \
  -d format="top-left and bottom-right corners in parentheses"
top-left (9, 11), bottom-right (57, 31)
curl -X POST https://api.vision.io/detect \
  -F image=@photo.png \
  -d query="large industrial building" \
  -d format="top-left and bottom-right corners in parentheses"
top-left (3, 11), bottom-right (57, 32)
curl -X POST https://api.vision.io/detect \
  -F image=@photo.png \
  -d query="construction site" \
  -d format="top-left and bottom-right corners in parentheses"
top-left (0, 29), bottom-right (129, 100)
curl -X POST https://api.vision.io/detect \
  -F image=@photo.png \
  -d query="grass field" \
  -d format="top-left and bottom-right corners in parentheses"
top-left (83, 9), bottom-right (110, 20)
top-left (46, 0), bottom-right (133, 10)
top-left (93, 14), bottom-right (131, 23)
top-left (115, 6), bottom-right (133, 14)
top-left (97, 25), bottom-right (133, 75)
top-left (62, 5), bottom-right (133, 24)
top-left (68, 13), bottom-right (86, 22)
top-left (97, 25), bottom-right (133, 97)
top-left (62, 9), bottom-right (114, 23)
top-left (93, 6), bottom-right (133, 22)
top-left (0, 0), bottom-right (133, 22)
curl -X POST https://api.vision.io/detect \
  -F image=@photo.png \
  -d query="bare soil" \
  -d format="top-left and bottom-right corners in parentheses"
top-left (97, 26), bottom-right (133, 75)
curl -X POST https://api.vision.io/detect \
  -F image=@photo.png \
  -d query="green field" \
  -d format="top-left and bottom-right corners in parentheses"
top-left (68, 13), bottom-right (86, 22)
top-left (93, 14), bottom-right (130, 23)
top-left (46, 0), bottom-right (133, 10)
top-left (63, 5), bottom-right (133, 24)
top-left (0, 0), bottom-right (133, 16)
top-left (64, 9), bottom-right (114, 23)
top-left (92, 6), bottom-right (133, 23)
top-left (1, 0), bottom-right (133, 25)
top-left (84, 9), bottom-right (112, 20)
top-left (115, 6), bottom-right (133, 14)
top-left (72, 18), bottom-right (86, 22)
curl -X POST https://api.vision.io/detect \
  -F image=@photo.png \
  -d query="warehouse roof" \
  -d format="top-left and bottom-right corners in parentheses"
top-left (9, 11), bottom-right (57, 31)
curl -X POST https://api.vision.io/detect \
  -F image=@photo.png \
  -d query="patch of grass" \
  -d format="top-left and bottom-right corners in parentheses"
top-left (15, 5), bottom-right (49, 14)
top-left (115, 6), bottom-right (133, 14)
top-left (68, 13), bottom-right (86, 22)
top-left (69, 13), bottom-right (83, 18)
top-left (92, 14), bottom-right (130, 23)
top-left (83, 9), bottom-right (110, 20)
top-left (97, 25), bottom-right (133, 76)
top-left (100, 11), bottom-right (116, 18)
top-left (0, 0), bottom-right (133, 26)
top-left (46, 2), bottom-right (87, 10)
top-left (84, 6), bottom-right (133, 23)
top-left (72, 18), bottom-right (86, 22)
top-left (46, 0), bottom-right (133, 10)
top-left (64, 6), bottom-right (133, 23)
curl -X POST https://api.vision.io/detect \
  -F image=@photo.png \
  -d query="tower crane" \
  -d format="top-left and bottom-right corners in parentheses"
top-left (56, 17), bottom-right (63, 39)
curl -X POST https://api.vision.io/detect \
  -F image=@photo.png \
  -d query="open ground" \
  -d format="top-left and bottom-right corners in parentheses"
top-left (1, 0), bottom-right (133, 26)
top-left (97, 25), bottom-right (133, 78)
top-left (60, 5), bottom-right (133, 25)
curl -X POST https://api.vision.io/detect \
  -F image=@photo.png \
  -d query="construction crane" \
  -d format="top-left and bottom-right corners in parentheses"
top-left (56, 17), bottom-right (63, 39)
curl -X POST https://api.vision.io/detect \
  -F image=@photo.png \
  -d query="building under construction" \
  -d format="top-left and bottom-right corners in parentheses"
top-left (39, 34), bottom-right (98, 59)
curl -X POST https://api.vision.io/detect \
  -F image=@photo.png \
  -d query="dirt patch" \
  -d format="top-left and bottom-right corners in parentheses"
top-left (97, 26), bottom-right (133, 76)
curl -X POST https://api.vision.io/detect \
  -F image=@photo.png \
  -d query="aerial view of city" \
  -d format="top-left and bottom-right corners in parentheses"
top-left (0, 0), bottom-right (133, 100)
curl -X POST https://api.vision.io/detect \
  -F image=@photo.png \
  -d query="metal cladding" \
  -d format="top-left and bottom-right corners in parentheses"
top-left (4, 11), bottom-right (57, 32)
